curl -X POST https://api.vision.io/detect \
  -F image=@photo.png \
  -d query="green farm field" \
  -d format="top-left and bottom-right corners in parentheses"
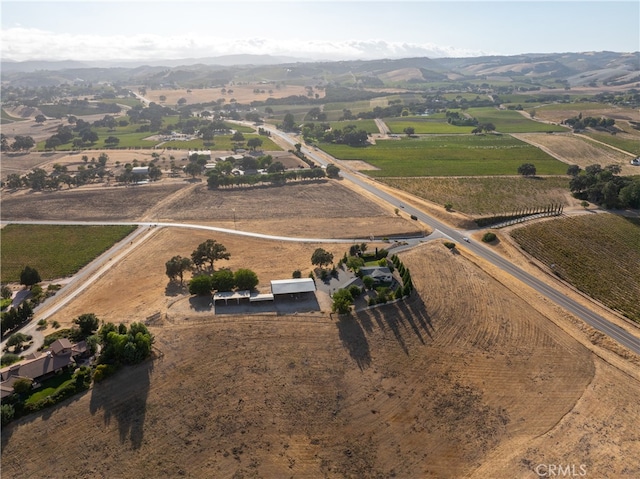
top-left (583, 132), bottom-right (640, 156)
top-left (381, 176), bottom-right (571, 216)
top-left (321, 135), bottom-right (568, 177)
top-left (0, 224), bottom-right (137, 283)
top-left (467, 107), bottom-right (567, 133)
top-left (510, 214), bottom-right (640, 323)
top-left (385, 117), bottom-right (474, 134)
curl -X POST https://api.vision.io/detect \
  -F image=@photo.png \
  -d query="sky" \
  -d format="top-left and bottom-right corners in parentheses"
top-left (1, 0), bottom-right (638, 63)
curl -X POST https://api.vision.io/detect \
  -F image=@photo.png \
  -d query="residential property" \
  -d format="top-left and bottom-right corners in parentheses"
top-left (360, 267), bottom-right (393, 284)
top-left (0, 339), bottom-right (86, 399)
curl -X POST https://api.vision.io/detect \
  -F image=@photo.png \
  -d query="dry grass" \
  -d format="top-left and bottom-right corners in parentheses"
top-left (145, 84), bottom-right (325, 107)
top-left (513, 133), bottom-right (637, 174)
top-left (6, 241), bottom-right (637, 478)
top-left (2, 147), bottom-right (639, 477)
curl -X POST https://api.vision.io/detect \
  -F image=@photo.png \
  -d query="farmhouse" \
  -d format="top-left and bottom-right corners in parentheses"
top-left (0, 339), bottom-right (84, 399)
top-left (360, 266), bottom-right (393, 284)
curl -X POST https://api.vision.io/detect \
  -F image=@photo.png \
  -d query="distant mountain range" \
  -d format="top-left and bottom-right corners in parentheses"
top-left (1, 51), bottom-right (638, 89)
top-left (0, 54), bottom-right (309, 73)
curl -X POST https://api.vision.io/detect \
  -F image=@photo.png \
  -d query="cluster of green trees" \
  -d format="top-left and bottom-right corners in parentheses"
top-left (320, 124), bottom-right (370, 147)
top-left (43, 116), bottom-right (111, 150)
top-left (96, 321), bottom-right (154, 369)
top-left (562, 114), bottom-right (616, 131)
top-left (0, 134), bottom-right (36, 152)
top-left (446, 110), bottom-right (479, 127)
top-left (189, 268), bottom-right (259, 296)
top-left (165, 239), bottom-right (260, 296)
top-left (569, 163), bottom-right (640, 209)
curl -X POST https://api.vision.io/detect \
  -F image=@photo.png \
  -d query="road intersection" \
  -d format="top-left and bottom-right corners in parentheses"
top-left (3, 123), bottom-right (639, 358)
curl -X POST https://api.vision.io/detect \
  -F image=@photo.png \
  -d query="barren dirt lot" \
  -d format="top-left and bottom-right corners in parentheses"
top-left (3, 241), bottom-right (639, 478)
top-left (513, 132), bottom-right (637, 174)
top-left (1, 183), bottom-right (187, 221)
top-left (1, 180), bottom-right (423, 239)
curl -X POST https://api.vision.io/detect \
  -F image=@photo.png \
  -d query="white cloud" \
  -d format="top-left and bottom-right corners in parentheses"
top-left (1, 27), bottom-right (488, 62)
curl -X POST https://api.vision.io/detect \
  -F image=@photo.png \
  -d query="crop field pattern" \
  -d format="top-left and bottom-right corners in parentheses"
top-left (381, 176), bottom-right (571, 216)
top-left (0, 224), bottom-right (136, 282)
top-left (321, 135), bottom-right (567, 177)
top-left (510, 215), bottom-right (640, 323)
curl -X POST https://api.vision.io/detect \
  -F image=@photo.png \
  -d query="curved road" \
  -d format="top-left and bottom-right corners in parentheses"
top-left (3, 124), bottom-right (640, 358)
top-left (254, 122), bottom-right (640, 356)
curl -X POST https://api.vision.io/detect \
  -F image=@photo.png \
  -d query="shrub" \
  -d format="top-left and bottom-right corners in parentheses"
top-left (443, 241), bottom-right (456, 249)
top-left (234, 268), bottom-right (259, 291)
top-left (348, 285), bottom-right (362, 298)
top-left (93, 364), bottom-right (117, 382)
top-left (13, 377), bottom-right (33, 394)
top-left (1, 353), bottom-right (20, 367)
top-left (331, 289), bottom-right (353, 314)
top-left (482, 232), bottom-right (497, 243)
top-left (292, 270), bottom-right (302, 279)
top-left (189, 274), bottom-right (213, 295)
top-left (1, 404), bottom-right (15, 426)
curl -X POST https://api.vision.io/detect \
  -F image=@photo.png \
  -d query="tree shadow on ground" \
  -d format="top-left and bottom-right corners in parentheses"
top-left (89, 360), bottom-right (154, 450)
top-left (357, 294), bottom-right (434, 356)
top-left (336, 315), bottom-right (371, 370)
top-left (164, 281), bottom-right (188, 297)
top-left (188, 295), bottom-right (213, 312)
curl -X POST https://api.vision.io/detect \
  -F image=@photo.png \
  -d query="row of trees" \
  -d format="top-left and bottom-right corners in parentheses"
top-left (189, 269), bottom-right (259, 295)
top-left (4, 154), bottom-right (113, 191)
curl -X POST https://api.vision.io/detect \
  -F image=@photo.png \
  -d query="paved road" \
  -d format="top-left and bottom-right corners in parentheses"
top-left (4, 124), bottom-right (640, 358)
top-left (254, 123), bottom-right (640, 356)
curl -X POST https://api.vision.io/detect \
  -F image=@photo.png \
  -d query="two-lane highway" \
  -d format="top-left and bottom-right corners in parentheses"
top-left (266, 125), bottom-right (640, 356)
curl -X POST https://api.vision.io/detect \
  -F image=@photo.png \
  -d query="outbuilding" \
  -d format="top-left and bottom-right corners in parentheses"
top-left (270, 278), bottom-right (316, 296)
